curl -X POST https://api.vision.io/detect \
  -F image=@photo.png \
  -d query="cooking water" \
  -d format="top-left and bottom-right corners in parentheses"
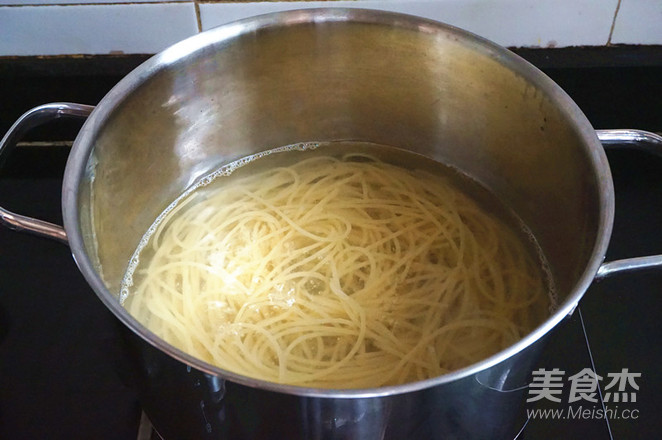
top-left (120, 141), bottom-right (557, 388)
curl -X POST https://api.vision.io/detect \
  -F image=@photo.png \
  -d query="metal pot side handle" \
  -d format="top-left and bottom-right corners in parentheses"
top-left (596, 129), bottom-right (662, 279)
top-left (1, 109), bottom-right (660, 277)
top-left (0, 103), bottom-right (94, 245)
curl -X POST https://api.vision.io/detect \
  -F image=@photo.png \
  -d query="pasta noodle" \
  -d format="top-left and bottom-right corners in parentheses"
top-left (122, 146), bottom-right (550, 389)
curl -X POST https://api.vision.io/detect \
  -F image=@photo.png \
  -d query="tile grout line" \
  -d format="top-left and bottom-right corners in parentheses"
top-left (607, 0), bottom-right (622, 46)
top-left (194, 0), bottom-right (202, 32)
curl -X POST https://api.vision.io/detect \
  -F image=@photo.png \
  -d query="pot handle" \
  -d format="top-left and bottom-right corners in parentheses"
top-left (595, 129), bottom-right (662, 279)
top-left (0, 103), bottom-right (94, 245)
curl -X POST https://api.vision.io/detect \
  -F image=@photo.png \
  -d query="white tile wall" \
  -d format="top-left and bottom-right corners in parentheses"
top-left (199, 1), bottom-right (617, 48)
top-left (611, 0), bottom-right (662, 45)
top-left (0, 2), bottom-right (198, 56)
top-left (0, 0), bottom-right (185, 4)
top-left (0, 0), bottom-right (658, 57)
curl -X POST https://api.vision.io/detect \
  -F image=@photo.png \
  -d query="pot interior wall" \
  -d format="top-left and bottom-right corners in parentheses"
top-left (79, 15), bottom-right (602, 309)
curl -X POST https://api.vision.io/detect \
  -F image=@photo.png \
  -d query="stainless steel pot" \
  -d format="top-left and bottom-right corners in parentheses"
top-left (2, 9), bottom-right (661, 440)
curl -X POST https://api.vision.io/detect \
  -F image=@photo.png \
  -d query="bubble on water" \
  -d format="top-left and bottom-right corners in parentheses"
top-left (120, 142), bottom-right (331, 301)
top-left (515, 217), bottom-right (558, 312)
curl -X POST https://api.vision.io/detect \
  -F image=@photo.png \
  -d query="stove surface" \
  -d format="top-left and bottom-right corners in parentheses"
top-left (0, 57), bottom-right (660, 440)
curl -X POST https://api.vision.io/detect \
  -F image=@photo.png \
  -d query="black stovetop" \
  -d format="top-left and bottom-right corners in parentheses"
top-left (0, 54), bottom-right (661, 440)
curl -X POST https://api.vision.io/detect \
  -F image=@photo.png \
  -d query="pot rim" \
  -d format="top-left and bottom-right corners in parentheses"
top-left (61, 7), bottom-right (614, 399)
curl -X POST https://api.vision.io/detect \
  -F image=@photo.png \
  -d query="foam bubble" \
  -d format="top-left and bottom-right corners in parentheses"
top-left (120, 142), bottom-right (326, 302)
top-left (516, 218), bottom-right (558, 313)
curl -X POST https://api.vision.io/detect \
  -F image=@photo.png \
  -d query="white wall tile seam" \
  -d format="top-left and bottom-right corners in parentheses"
top-left (195, 3), bottom-right (203, 32)
top-left (607, 0), bottom-right (622, 45)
